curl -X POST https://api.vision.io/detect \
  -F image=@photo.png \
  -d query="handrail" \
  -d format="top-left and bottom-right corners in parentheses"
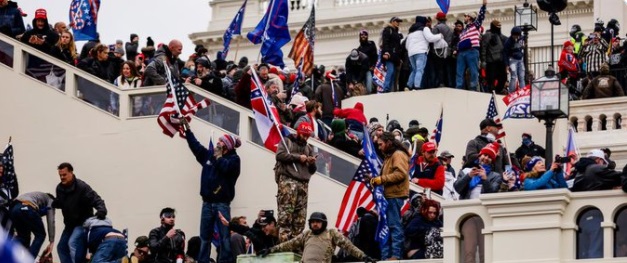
top-left (0, 32), bottom-right (442, 201)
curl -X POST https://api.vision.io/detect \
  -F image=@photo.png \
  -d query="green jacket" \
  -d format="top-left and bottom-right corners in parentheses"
top-left (270, 229), bottom-right (367, 263)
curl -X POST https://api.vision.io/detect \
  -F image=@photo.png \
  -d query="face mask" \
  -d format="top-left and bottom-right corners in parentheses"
top-left (522, 138), bottom-right (532, 146)
top-left (485, 133), bottom-right (496, 142)
top-left (395, 136), bottom-right (401, 141)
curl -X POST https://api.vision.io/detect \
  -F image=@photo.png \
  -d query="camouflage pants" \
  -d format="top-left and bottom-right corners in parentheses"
top-left (277, 175), bottom-right (309, 243)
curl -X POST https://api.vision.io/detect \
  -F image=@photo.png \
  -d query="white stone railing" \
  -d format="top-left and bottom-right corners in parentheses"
top-left (0, 32), bottom-right (436, 199)
top-left (334, 0), bottom-right (391, 6)
top-left (569, 97), bottom-right (627, 133)
top-left (442, 189), bottom-right (627, 262)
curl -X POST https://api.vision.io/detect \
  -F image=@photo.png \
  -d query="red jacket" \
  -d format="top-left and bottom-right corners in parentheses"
top-left (333, 102), bottom-right (366, 124)
top-left (413, 156), bottom-right (445, 191)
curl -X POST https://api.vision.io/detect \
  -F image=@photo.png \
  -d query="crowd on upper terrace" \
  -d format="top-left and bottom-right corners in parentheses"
top-left (3, 0), bottom-right (627, 262)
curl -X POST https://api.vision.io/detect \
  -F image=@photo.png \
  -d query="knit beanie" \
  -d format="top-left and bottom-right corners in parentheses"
top-left (479, 142), bottom-right (500, 161)
top-left (525, 156), bottom-right (544, 172)
top-left (331, 119), bottom-right (347, 137)
top-left (219, 134), bottom-right (241, 151)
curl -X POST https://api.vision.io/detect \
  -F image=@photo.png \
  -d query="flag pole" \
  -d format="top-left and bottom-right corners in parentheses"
top-left (491, 91), bottom-right (513, 167)
top-left (257, 0), bottom-right (277, 64)
top-left (234, 36), bottom-right (241, 62)
top-left (251, 68), bottom-right (298, 171)
top-left (7, 136), bottom-right (11, 143)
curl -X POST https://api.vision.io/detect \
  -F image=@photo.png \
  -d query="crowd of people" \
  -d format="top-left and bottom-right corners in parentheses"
top-left (3, 0), bottom-right (627, 263)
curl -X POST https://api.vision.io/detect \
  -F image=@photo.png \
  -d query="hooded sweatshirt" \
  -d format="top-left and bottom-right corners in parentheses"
top-left (20, 14), bottom-right (58, 53)
top-left (406, 16), bottom-right (442, 57)
top-left (334, 102), bottom-right (367, 133)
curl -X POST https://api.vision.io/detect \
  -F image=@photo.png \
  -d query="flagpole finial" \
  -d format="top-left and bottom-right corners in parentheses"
top-left (8, 136), bottom-right (10, 143)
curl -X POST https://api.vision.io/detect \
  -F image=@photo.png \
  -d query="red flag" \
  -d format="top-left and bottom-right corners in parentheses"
top-left (250, 69), bottom-right (288, 152)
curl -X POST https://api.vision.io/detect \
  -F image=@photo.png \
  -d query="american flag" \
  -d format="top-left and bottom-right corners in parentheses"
top-left (290, 59), bottom-right (305, 101)
top-left (486, 94), bottom-right (506, 139)
top-left (157, 68), bottom-right (210, 138)
top-left (373, 51), bottom-right (386, 93)
top-left (335, 160), bottom-right (376, 233)
top-left (430, 107), bottom-right (443, 146)
top-left (2, 143), bottom-right (18, 200)
top-left (288, 5), bottom-right (315, 76)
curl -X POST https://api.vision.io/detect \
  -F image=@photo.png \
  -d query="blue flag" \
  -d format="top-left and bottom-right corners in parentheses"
top-left (246, 0), bottom-right (291, 68)
top-left (436, 0), bottom-right (450, 14)
top-left (223, 0), bottom-right (247, 59)
top-left (361, 126), bottom-right (389, 251)
top-left (69, 0), bottom-right (101, 41)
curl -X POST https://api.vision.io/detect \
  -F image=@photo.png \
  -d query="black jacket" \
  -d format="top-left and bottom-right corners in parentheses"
top-left (50, 46), bottom-right (75, 65)
top-left (20, 17), bottom-right (58, 53)
top-left (357, 40), bottom-right (378, 68)
top-left (345, 52), bottom-right (370, 84)
top-left (149, 225), bottom-right (186, 263)
top-left (54, 177), bottom-right (107, 227)
top-left (197, 72), bottom-right (225, 99)
top-left (77, 56), bottom-right (118, 83)
top-left (571, 158), bottom-right (623, 192)
top-left (515, 142), bottom-right (546, 162)
top-left (381, 25), bottom-right (403, 64)
top-left (229, 222), bottom-right (278, 253)
top-left (465, 135), bottom-right (509, 174)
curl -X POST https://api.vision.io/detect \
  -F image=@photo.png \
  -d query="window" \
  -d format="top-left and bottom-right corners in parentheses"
top-left (460, 215), bottom-right (484, 263)
top-left (577, 208), bottom-right (604, 259)
top-left (615, 207), bottom-right (627, 257)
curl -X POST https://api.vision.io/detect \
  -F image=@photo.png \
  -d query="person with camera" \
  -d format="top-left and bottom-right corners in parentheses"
top-left (523, 156), bottom-right (568, 191)
top-left (259, 212), bottom-right (377, 263)
top-left (454, 142), bottom-right (502, 200)
top-left (149, 208), bottom-right (186, 263)
top-left (20, 9), bottom-right (58, 53)
top-left (218, 210), bottom-right (279, 254)
top-left (571, 149), bottom-right (624, 192)
top-left (183, 122), bottom-right (241, 263)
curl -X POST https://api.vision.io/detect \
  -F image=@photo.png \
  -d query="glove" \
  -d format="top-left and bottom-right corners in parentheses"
top-left (370, 177), bottom-right (382, 186)
top-left (95, 211), bottom-right (106, 220)
top-left (363, 256), bottom-right (377, 263)
top-left (258, 248), bottom-right (271, 258)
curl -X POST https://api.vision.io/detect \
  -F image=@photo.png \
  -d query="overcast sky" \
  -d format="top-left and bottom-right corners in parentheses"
top-left (17, 0), bottom-right (211, 58)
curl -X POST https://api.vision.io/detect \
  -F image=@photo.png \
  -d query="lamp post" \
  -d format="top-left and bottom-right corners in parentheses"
top-left (530, 66), bottom-right (569, 166)
top-left (515, 0), bottom-right (537, 84)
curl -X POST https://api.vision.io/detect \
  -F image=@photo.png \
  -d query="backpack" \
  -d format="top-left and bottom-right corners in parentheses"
top-left (424, 227), bottom-right (443, 258)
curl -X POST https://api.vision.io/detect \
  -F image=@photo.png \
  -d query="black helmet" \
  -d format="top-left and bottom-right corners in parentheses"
top-left (308, 212), bottom-right (328, 234)
top-left (309, 212), bottom-right (327, 222)
top-left (570, 24), bottom-right (581, 34)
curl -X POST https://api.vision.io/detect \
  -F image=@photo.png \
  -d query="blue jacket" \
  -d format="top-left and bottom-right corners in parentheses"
top-left (186, 130), bottom-right (241, 203)
top-left (524, 170), bottom-right (568, 190)
top-left (0, 1), bottom-right (25, 38)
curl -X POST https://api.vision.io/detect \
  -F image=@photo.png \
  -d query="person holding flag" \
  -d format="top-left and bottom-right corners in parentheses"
top-left (182, 122), bottom-right (241, 263)
top-left (274, 122), bottom-right (317, 242)
top-left (369, 131), bottom-right (409, 260)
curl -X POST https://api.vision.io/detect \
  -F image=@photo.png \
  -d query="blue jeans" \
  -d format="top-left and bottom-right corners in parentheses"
top-left (10, 203), bottom-right (47, 257)
top-left (407, 53), bottom-right (428, 89)
top-left (365, 70), bottom-right (373, 93)
top-left (199, 202), bottom-right (232, 263)
top-left (509, 58), bottom-right (525, 92)
top-left (383, 61), bottom-right (396, 92)
top-left (91, 238), bottom-right (127, 263)
top-left (456, 49), bottom-right (480, 90)
top-left (57, 225), bottom-right (87, 263)
top-left (381, 198), bottom-right (404, 259)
